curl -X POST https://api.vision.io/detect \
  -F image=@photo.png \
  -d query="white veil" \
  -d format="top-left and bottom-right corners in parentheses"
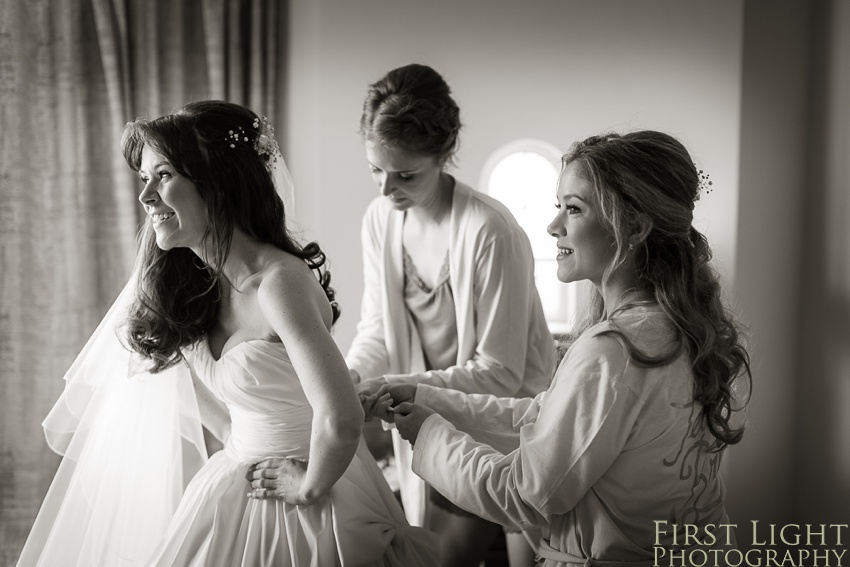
top-left (16, 275), bottom-right (208, 566)
top-left (17, 137), bottom-right (298, 566)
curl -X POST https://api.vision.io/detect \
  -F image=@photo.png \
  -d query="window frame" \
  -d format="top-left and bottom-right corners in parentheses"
top-left (480, 139), bottom-right (577, 335)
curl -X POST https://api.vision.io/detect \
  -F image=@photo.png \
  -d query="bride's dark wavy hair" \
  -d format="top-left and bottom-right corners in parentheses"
top-left (564, 131), bottom-right (751, 451)
top-left (122, 100), bottom-right (339, 372)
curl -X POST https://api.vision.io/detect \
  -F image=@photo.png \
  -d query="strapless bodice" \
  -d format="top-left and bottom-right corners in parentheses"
top-left (187, 339), bottom-right (313, 462)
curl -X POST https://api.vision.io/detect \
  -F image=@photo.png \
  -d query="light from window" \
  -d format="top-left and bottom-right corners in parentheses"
top-left (482, 140), bottom-right (577, 335)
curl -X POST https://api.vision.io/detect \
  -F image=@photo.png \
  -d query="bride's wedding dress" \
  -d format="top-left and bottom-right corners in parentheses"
top-left (17, 281), bottom-right (438, 566)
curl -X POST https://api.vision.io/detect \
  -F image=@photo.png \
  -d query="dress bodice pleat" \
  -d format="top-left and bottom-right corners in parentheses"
top-left (190, 339), bottom-right (313, 462)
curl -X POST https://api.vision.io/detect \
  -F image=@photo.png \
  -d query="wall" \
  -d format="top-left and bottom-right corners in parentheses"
top-left (732, 0), bottom-right (850, 531)
top-left (730, 0), bottom-right (811, 531)
top-left (794, 0), bottom-right (850, 522)
top-left (281, 0), bottom-right (744, 353)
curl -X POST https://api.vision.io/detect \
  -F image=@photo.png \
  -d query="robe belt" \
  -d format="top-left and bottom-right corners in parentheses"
top-left (535, 539), bottom-right (656, 567)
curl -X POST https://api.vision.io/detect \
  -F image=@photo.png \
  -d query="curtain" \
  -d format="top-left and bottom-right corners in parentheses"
top-left (0, 0), bottom-right (284, 562)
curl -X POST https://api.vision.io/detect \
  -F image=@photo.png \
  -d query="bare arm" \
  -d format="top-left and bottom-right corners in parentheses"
top-left (254, 262), bottom-right (364, 504)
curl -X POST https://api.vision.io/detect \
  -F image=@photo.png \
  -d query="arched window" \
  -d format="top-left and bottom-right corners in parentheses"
top-left (481, 139), bottom-right (577, 335)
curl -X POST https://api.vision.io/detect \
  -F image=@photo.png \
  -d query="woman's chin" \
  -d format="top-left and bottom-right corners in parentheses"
top-left (556, 270), bottom-right (580, 284)
top-left (154, 235), bottom-right (176, 251)
top-left (386, 196), bottom-right (411, 210)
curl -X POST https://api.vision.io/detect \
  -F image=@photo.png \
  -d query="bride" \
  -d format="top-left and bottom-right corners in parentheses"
top-left (16, 100), bottom-right (438, 567)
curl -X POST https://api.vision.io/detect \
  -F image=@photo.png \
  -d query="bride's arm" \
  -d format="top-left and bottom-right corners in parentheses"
top-left (253, 262), bottom-right (364, 505)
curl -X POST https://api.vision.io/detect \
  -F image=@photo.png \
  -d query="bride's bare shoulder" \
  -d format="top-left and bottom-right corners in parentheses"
top-left (256, 250), bottom-right (330, 323)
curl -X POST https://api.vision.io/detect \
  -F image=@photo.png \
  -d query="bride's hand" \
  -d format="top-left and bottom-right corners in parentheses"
top-left (247, 457), bottom-right (319, 506)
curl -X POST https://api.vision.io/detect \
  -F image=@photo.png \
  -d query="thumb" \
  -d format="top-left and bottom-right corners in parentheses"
top-left (391, 402), bottom-right (415, 416)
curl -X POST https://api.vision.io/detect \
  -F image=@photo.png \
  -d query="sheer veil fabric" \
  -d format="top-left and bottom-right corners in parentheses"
top-left (16, 274), bottom-right (209, 566)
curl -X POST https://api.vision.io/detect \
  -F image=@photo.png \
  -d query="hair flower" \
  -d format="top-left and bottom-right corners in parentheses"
top-left (693, 163), bottom-right (714, 201)
top-left (223, 115), bottom-right (280, 174)
top-left (252, 115), bottom-right (280, 170)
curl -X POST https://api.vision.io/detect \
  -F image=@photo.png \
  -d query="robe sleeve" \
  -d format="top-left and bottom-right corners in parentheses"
top-left (346, 200), bottom-right (391, 380)
top-left (411, 334), bottom-right (644, 530)
top-left (414, 383), bottom-right (543, 454)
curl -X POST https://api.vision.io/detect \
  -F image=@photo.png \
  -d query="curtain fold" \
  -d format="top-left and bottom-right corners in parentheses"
top-left (0, 0), bottom-right (284, 562)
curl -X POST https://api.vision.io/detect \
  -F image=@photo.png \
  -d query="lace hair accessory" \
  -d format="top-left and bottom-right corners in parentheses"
top-left (252, 115), bottom-right (280, 169)
top-left (225, 114), bottom-right (295, 220)
top-left (225, 116), bottom-right (279, 171)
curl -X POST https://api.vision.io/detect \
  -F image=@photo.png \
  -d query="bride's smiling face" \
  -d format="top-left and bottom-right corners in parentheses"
top-left (137, 146), bottom-right (208, 251)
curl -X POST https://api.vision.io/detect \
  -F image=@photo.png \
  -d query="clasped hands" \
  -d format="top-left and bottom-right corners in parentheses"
top-left (356, 378), bottom-right (434, 446)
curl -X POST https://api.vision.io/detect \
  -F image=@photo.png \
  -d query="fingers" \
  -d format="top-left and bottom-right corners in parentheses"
top-left (359, 394), bottom-right (374, 420)
top-left (246, 457), bottom-right (305, 482)
top-left (374, 395), bottom-right (394, 422)
top-left (246, 468), bottom-right (277, 480)
top-left (246, 465), bottom-right (280, 482)
top-left (392, 403), bottom-right (428, 445)
top-left (390, 401), bottom-right (414, 416)
top-left (355, 376), bottom-right (388, 397)
top-left (249, 477), bottom-right (279, 490)
top-left (394, 414), bottom-right (415, 444)
top-left (247, 487), bottom-right (276, 500)
top-left (354, 380), bottom-right (376, 396)
top-left (376, 383), bottom-right (415, 405)
top-left (361, 392), bottom-right (393, 420)
top-left (359, 393), bottom-right (374, 413)
top-left (373, 392), bottom-right (391, 412)
top-left (250, 457), bottom-right (284, 471)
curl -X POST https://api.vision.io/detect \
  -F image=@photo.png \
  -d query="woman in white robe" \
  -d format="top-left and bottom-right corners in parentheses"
top-left (348, 64), bottom-right (556, 566)
top-left (369, 131), bottom-right (752, 565)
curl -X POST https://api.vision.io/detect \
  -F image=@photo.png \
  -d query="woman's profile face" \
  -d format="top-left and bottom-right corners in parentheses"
top-left (547, 162), bottom-right (617, 287)
top-left (137, 145), bottom-right (208, 251)
top-left (364, 141), bottom-right (445, 212)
